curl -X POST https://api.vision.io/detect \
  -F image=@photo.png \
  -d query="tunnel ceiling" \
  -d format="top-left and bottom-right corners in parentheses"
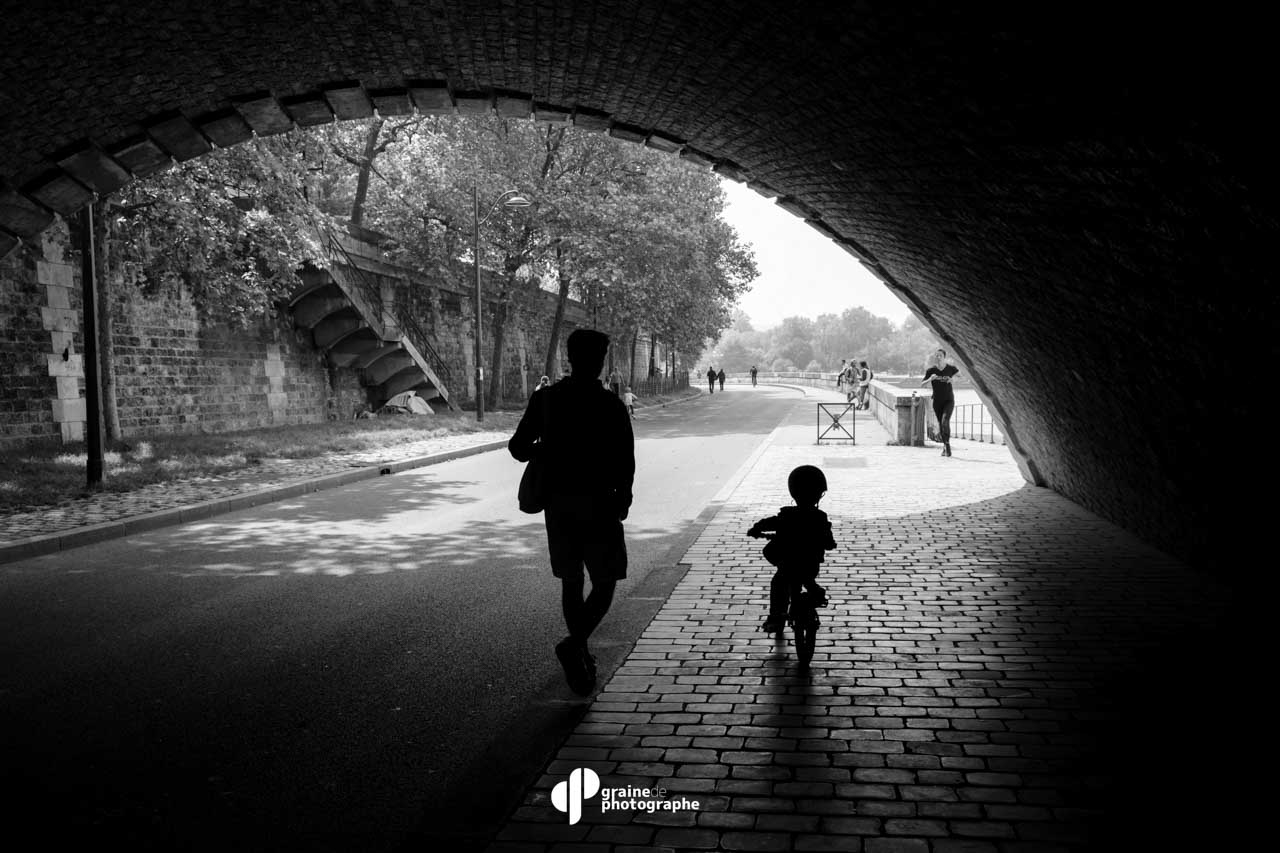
top-left (0, 1), bottom-right (1275, 573)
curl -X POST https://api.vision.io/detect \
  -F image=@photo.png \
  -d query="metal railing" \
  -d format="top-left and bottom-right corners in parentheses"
top-left (945, 402), bottom-right (1005, 444)
top-left (324, 230), bottom-right (453, 388)
top-left (626, 373), bottom-right (690, 398)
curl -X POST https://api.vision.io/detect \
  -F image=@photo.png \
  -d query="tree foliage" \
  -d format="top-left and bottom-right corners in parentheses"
top-left (704, 308), bottom-right (941, 374)
top-left (112, 137), bottom-right (333, 325)
top-left (108, 116), bottom-right (757, 400)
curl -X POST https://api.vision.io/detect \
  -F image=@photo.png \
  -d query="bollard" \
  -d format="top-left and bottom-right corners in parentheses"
top-left (910, 392), bottom-right (920, 446)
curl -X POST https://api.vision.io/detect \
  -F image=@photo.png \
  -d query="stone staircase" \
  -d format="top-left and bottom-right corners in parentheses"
top-left (288, 230), bottom-right (458, 412)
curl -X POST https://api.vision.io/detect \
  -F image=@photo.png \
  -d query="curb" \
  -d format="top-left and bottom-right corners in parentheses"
top-left (0, 438), bottom-right (511, 565)
top-left (637, 389), bottom-right (704, 411)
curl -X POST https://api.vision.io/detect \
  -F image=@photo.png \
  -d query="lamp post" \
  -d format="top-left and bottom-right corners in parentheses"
top-left (473, 187), bottom-right (531, 421)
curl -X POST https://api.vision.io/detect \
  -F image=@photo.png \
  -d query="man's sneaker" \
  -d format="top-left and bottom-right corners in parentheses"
top-left (555, 637), bottom-right (592, 696)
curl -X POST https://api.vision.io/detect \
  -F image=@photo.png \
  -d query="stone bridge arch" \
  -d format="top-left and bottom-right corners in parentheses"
top-left (0, 1), bottom-right (1273, 573)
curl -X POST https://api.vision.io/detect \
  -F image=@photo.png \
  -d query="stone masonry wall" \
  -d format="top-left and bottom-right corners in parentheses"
top-left (108, 279), bottom-right (365, 435)
top-left (0, 220), bottom-right (596, 446)
top-left (0, 233), bottom-right (72, 444)
top-left (0, 220), bottom-right (366, 446)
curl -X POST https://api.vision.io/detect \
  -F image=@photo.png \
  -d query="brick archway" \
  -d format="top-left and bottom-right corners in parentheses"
top-left (0, 1), bottom-right (1273, 572)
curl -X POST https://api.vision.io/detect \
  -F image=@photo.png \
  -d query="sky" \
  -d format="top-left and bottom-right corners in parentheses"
top-left (717, 178), bottom-right (913, 330)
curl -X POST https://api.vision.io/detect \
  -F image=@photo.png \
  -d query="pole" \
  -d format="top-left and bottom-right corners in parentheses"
top-left (473, 185), bottom-right (484, 422)
top-left (80, 205), bottom-right (104, 486)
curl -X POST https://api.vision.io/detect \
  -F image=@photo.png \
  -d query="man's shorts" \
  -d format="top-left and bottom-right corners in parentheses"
top-left (544, 495), bottom-right (627, 582)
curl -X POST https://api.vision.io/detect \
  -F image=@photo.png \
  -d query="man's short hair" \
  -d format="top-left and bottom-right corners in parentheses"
top-left (567, 329), bottom-right (610, 367)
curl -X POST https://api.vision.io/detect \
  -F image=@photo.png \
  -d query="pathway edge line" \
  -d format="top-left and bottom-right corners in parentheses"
top-left (0, 438), bottom-right (511, 565)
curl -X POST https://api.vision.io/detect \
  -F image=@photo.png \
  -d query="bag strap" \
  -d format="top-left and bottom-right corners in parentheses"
top-left (540, 384), bottom-right (552, 440)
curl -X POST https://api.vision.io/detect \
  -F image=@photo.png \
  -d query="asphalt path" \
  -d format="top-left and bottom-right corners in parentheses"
top-left (0, 383), bottom-right (804, 852)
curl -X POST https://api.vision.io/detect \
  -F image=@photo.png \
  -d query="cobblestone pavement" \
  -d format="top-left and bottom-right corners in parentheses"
top-left (486, 399), bottom-right (1232, 852)
top-left (0, 430), bottom-right (513, 544)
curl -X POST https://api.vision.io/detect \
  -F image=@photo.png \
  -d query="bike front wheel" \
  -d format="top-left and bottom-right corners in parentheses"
top-left (793, 619), bottom-right (816, 665)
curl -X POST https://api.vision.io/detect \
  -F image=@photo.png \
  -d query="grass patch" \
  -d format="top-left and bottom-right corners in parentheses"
top-left (0, 410), bottom-right (522, 512)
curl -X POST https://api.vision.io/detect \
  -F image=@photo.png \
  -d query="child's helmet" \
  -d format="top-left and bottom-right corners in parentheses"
top-left (787, 465), bottom-right (828, 502)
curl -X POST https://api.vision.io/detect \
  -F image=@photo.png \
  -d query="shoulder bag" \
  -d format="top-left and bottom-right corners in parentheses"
top-left (518, 389), bottom-right (551, 513)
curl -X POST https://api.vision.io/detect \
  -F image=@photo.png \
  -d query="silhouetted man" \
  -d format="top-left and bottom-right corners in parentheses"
top-left (509, 329), bottom-right (635, 695)
top-left (706, 367), bottom-right (716, 394)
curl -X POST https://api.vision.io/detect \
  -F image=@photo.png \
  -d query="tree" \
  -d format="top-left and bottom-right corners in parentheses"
top-left (769, 316), bottom-right (815, 370)
top-left (352, 115), bottom-right (754, 406)
top-left (112, 136), bottom-right (331, 325)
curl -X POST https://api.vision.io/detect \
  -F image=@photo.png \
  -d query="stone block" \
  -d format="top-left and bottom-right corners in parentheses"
top-left (25, 171), bottom-right (93, 217)
top-left (60, 420), bottom-right (83, 443)
top-left (46, 284), bottom-right (71, 310)
top-left (56, 376), bottom-right (80, 398)
top-left (52, 397), bottom-right (86, 422)
top-left (147, 113), bottom-right (212, 162)
top-left (36, 260), bottom-right (73, 287)
top-left (55, 142), bottom-right (132, 195)
top-left (40, 306), bottom-right (77, 332)
top-left (50, 330), bottom-right (74, 352)
top-left (46, 352), bottom-right (83, 376)
top-left (108, 134), bottom-right (173, 178)
top-left (234, 94), bottom-right (294, 136)
top-left (0, 188), bottom-right (54, 239)
top-left (281, 94), bottom-right (335, 127)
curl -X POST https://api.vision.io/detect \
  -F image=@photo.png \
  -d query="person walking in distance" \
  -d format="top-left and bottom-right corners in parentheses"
top-left (717, 368), bottom-right (726, 391)
top-left (920, 348), bottom-right (960, 456)
top-left (748, 465), bottom-right (837, 634)
top-left (509, 329), bottom-right (635, 695)
top-left (707, 366), bottom-right (716, 395)
top-left (857, 360), bottom-right (873, 410)
top-left (750, 365), bottom-right (758, 387)
top-left (607, 366), bottom-right (622, 397)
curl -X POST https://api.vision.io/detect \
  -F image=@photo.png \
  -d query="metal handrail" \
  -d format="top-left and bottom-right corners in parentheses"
top-left (324, 230), bottom-right (453, 388)
top-left (949, 402), bottom-right (1005, 444)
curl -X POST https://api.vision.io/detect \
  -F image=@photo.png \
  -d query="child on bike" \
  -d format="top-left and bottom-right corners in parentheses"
top-left (747, 464), bottom-right (837, 633)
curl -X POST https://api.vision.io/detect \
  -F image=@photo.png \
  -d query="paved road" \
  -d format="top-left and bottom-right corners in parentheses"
top-left (0, 384), bottom-right (801, 852)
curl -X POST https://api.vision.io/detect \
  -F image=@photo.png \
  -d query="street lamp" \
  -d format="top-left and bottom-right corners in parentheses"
top-left (473, 187), bottom-right (531, 422)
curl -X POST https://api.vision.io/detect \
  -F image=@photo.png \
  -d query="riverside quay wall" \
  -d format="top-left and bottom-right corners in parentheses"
top-left (0, 219), bottom-right (595, 446)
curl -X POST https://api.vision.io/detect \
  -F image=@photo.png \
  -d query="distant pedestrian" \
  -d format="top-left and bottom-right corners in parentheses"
top-left (750, 365), bottom-right (758, 387)
top-left (707, 367), bottom-right (716, 394)
top-left (608, 367), bottom-right (622, 397)
top-left (622, 386), bottom-right (637, 418)
top-left (748, 465), bottom-right (836, 633)
top-left (509, 329), bottom-right (635, 695)
top-left (841, 359), bottom-right (857, 402)
top-left (836, 359), bottom-right (847, 391)
top-left (920, 348), bottom-right (959, 457)
top-left (717, 368), bottom-right (726, 391)
top-left (857, 361), bottom-right (873, 410)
